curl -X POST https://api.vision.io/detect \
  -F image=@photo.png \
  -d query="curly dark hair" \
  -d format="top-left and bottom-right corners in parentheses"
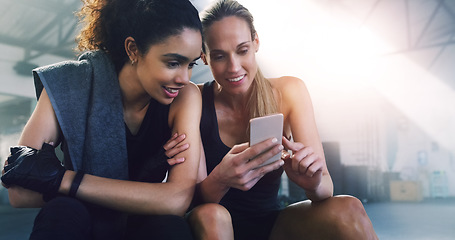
top-left (76, 0), bottom-right (202, 71)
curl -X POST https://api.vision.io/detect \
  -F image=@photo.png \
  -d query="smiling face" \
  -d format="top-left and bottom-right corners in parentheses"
top-left (204, 16), bottom-right (259, 95)
top-left (134, 28), bottom-right (202, 105)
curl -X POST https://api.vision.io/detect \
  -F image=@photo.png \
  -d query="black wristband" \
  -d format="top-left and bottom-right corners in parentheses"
top-left (69, 172), bottom-right (84, 198)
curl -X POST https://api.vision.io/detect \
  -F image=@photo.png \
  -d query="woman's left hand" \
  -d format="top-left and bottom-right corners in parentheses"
top-left (163, 133), bottom-right (189, 166)
top-left (281, 136), bottom-right (323, 192)
top-left (1, 143), bottom-right (66, 198)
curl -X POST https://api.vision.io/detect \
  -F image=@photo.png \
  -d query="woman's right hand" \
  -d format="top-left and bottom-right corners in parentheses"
top-left (164, 133), bottom-right (190, 166)
top-left (211, 138), bottom-right (284, 191)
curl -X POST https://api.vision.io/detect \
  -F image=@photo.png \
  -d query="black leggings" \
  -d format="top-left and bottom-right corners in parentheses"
top-left (230, 209), bottom-right (281, 240)
top-left (30, 197), bottom-right (194, 240)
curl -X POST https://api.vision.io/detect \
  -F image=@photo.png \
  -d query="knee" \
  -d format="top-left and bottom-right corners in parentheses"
top-left (188, 204), bottom-right (233, 240)
top-left (328, 195), bottom-right (377, 240)
top-left (189, 203), bottom-right (232, 227)
top-left (335, 195), bottom-right (368, 216)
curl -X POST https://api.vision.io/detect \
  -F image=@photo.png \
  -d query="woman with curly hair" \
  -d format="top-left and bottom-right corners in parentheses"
top-left (1, 0), bottom-right (203, 239)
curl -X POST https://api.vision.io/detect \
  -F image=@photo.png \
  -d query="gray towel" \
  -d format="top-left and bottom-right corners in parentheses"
top-left (33, 50), bottom-right (128, 180)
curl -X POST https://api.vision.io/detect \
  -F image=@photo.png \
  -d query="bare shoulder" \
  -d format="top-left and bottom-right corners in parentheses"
top-left (169, 82), bottom-right (201, 114)
top-left (270, 75), bottom-right (307, 89)
top-left (269, 76), bottom-right (310, 100)
top-left (168, 82), bottom-right (202, 128)
top-left (181, 81), bottom-right (201, 95)
top-left (174, 82), bottom-right (202, 103)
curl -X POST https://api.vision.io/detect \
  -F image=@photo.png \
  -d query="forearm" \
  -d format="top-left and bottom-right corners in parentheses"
top-left (304, 174), bottom-right (333, 202)
top-left (194, 171), bottom-right (230, 204)
top-left (65, 171), bottom-right (195, 216)
top-left (7, 186), bottom-right (45, 208)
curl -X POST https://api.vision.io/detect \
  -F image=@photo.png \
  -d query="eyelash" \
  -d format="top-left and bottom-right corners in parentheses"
top-left (189, 62), bottom-right (198, 69)
top-left (239, 48), bottom-right (249, 55)
top-left (211, 48), bottom-right (249, 62)
top-left (213, 55), bottom-right (224, 61)
top-left (167, 61), bottom-right (198, 69)
top-left (167, 61), bottom-right (180, 68)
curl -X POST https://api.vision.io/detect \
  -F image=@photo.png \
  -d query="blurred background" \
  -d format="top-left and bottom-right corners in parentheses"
top-left (0, 0), bottom-right (454, 239)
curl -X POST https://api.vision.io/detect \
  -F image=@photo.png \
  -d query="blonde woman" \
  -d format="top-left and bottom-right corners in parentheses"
top-left (187, 1), bottom-right (378, 239)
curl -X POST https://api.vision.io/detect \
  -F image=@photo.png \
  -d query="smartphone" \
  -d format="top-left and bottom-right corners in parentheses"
top-left (249, 113), bottom-right (283, 168)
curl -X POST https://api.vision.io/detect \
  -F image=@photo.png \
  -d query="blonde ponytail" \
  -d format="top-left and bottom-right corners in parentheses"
top-left (247, 68), bottom-right (278, 120)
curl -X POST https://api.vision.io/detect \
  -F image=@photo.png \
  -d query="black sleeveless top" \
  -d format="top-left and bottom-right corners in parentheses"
top-left (126, 98), bottom-right (172, 183)
top-left (200, 81), bottom-right (283, 213)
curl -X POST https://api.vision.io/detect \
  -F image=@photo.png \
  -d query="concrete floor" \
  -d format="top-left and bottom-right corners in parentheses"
top-left (366, 198), bottom-right (455, 240)
top-left (365, 199), bottom-right (455, 240)
top-left (0, 198), bottom-right (454, 239)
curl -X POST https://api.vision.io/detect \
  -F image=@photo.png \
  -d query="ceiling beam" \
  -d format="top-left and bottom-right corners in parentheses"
top-left (385, 39), bottom-right (455, 55)
top-left (0, 34), bottom-right (77, 59)
top-left (7, 0), bottom-right (81, 14)
top-left (414, 0), bottom-right (444, 48)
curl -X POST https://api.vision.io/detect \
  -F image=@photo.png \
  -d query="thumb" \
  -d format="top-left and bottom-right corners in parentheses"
top-left (230, 142), bottom-right (249, 154)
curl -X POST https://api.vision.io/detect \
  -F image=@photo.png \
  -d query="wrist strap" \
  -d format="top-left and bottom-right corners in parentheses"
top-left (69, 172), bottom-right (84, 198)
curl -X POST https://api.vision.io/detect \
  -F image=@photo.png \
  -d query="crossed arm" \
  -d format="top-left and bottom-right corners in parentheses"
top-left (3, 83), bottom-right (202, 216)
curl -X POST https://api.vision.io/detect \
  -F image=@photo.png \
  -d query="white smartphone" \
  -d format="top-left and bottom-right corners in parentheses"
top-left (249, 113), bottom-right (283, 168)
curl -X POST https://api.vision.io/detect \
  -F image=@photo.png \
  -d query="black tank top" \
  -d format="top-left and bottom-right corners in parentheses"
top-left (200, 81), bottom-right (283, 213)
top-left (126, 98), bottom-right (171, 183)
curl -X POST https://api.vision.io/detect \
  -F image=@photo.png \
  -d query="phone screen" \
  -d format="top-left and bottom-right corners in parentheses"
top-left (249, 113), bottom-right (283, 168)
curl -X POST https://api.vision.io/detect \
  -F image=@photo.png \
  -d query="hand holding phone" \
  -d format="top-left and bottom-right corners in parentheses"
top-left (249, 113), bottom-right (283, 168)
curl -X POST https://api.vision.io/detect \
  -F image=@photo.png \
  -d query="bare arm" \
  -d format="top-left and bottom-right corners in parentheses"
top-left (6, 89), bottom-right (60, 208)
top-left (274, 76), bottom-right (333, 201)
top-left (66, 83), bottom-right (202, 216)
top-left (7, 84), bottom-right (201, 216)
